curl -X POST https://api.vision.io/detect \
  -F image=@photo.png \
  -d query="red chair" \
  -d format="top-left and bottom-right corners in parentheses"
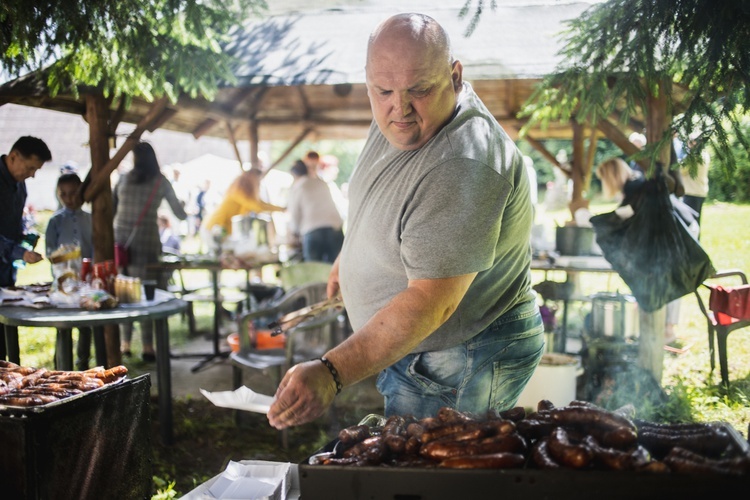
top-left (693, 269), bottom-right (750, 386)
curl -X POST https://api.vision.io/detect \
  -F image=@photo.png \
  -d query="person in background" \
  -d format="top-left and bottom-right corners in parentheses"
top-left (679, 132), bottom-right (710, 229)
top-left (201, 168), bottom-right (285, 253)
top-left (0, 136), bottom-right (50, 288)
top-left (595, 156), bottom-right (646, 207)
top-left (318, 154), bottom-right (349, 223)
top-left (286, 156), bottom-right (344, 263)
top-left (268, 13), bottom-right (542, 428)
top-left (169, 166), bottom-right (191, 237)
top-left (46, 173), bottom-right (93, 260)
top-left (192, 179), bottom-right (211, 236)
top-left (46, 173), bottom-right (94, 369)
top-left (114, 142), bottom-right (187, 362)
top-left (158, 214), bottom-right (181, 255)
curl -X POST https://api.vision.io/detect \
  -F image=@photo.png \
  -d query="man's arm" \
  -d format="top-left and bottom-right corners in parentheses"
top-left (267, 272), bottom-right (476, 429)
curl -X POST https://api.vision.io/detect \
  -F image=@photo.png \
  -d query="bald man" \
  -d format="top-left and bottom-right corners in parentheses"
top-left (268, 13), bottom-right (541, 428)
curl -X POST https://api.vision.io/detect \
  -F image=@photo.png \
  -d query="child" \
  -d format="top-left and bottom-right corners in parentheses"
top-left (46, 173), bottom-right (94, 370)
top-left (157, 214), bottom-right (181, 255)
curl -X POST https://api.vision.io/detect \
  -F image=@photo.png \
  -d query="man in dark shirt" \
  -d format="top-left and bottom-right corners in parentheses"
top-left (0, 136), bottom-right (51, 287)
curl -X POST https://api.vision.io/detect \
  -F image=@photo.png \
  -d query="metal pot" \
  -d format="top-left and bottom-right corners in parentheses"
top-left (590, 292), bottom-right (639, 340)
top-left (555, 226), bottom-right (595, 256)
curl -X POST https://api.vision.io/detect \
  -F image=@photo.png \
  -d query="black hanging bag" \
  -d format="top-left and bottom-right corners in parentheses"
top-left (590, 174), bottom-right (715, 312)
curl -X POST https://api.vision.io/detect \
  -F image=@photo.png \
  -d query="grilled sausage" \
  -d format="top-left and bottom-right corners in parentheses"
top-left (498, 406), bottom-right (526, 422)
top-left (597, 426), bottom-right (638, 450)
top-left (547, 427), bottom-right (594, 469)
top-left (582, 435), bottom-right (650, 471)
top-left (338, 424), bottom-right (371, 446)
top-left (437, 406), bottom-right (478, 423)
top-left (342, 436), bottom-right (382, 458)
top-left (664, 447), bottom-right (750, 476)
top-left (419, 431), bottom-right (526, 461)
top-left (538, 399), bottom-right (556, 412)
top-left (516, 417), bottom-right (555, 440)
top-left (638, 427), bottom-right (734, 459)
top-left (420, 421), bottom-right (488, 444)
top-left (547, 406), bottom-right (637, 433)
top-left (531, 438), bottom-right (561, 469)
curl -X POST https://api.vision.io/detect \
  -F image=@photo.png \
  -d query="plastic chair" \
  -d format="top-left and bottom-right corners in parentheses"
top-left (230, 281), bottom-right (341, 447)
top-left (693, 269), bottom-right (750, 386)
top-left (230, 281), bottom-right (341, 392)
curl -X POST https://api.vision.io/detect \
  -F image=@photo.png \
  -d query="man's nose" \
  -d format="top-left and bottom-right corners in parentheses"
top-left (395, 93), bottom-right (413, 116)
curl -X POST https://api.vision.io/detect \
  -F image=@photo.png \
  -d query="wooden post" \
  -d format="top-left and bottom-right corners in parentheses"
top-left (249, 120), bottom-right (260, 170)
top-left (638, 77), bottom-right (672, 385)
top-left (568, 120), bottom-right (589, 217)
top-left (85, 93), bottom-right (121, 367)
top-left (638, 306), bottom-right (666, 384)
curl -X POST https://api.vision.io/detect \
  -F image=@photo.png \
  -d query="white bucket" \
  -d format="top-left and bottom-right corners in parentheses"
top-left (517, 353), bottom-right (582, 410)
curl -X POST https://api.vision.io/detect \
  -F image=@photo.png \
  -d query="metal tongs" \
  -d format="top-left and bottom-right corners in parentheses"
top-left (268, 294), bottom-right (344, 336)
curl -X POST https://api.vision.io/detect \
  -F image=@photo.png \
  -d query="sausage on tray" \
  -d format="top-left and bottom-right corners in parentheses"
top-left (547, 427), bottom-right (594, 469)
top-left (531, 438), bottom-right (561, 469)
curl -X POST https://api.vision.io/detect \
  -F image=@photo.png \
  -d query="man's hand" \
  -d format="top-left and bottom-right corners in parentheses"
top-left (267, 360), bottom-right (337, 429)
top-left (23, 250), bottom-right (43, 264)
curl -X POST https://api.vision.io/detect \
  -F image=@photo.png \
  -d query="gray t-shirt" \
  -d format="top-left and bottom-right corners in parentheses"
top-left (339, 82), bottom-right (535, 353)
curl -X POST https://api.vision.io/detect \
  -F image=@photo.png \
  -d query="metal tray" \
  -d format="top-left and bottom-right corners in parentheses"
top-left (0, 375), bottom-right (127, 415)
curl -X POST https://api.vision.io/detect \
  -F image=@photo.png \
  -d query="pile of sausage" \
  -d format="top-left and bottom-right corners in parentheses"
top-left (316, 400), bottom-right (750, 475)
top-left (0, 360), bottom-right (128, 407)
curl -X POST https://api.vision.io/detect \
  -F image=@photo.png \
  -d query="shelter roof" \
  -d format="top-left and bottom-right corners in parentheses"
top-left (0, 1), bottom-right (600, 142)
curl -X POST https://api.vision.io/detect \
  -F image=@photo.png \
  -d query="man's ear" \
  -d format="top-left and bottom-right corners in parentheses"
top-left (451, 60), bottom-right (464, 92)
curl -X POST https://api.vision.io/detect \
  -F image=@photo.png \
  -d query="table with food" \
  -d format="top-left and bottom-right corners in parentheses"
top-left (1, 243), bottom-right (187, 449)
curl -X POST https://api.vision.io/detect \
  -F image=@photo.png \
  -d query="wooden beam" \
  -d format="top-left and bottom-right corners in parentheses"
top-left (264, 127), bottom-right (314, 176)
top-left (192, 118), bottom-right (219, 139)
top-left (225, 121), bottom-right (245, 172)
top-left (584, 127), bottom-right (598, 192)
top-left (82, 96), bottom-right (169, 202)
top-left (147, 107), bottom-right (178, 132)
top-left (296, 86), bottom-right (312, 119)
top-left (107, 97), bottom-right (127, 136)
top-left (249, 121), bottom-right (260, 169)
top-left (596, 118), bottom-right (649, 172)
top-left (521, 131), bottom-right (571, 175)
top-left (611, 109), bottom-right (644, 134)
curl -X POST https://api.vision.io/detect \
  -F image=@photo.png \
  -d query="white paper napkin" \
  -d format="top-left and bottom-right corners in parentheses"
top-left (200, 386), bottom-right (276, 414)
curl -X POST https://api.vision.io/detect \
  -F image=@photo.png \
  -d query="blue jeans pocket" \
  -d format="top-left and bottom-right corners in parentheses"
top-left (490, 346), bottom-right (545, 410)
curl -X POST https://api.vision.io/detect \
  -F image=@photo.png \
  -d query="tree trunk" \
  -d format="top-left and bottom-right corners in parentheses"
top-left (568, 120), bottom-right (589, 218)
top-left (85, 93), bottom-right (121, 368)
top-left (638, 78), bottom-right (672, 384)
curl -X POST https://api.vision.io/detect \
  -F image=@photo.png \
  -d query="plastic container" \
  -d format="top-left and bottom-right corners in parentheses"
top-left (228, 329), bottom-right (285, 353)
top-left (517, 353), bottom-right (582, 409)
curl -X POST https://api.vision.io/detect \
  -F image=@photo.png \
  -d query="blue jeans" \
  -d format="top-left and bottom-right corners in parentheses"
top-left (376, 299), bottom-right (544, 418)
top-left (303, 227), bottom-right (344, 264)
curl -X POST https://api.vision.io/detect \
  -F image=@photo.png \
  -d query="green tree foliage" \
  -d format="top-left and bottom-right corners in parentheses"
top-left (0, 0), bottom-right (267, 101)
top-left (709, 117), bottom-right (750, 202)
top-left (517, 0), bottom-right (750, 176)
